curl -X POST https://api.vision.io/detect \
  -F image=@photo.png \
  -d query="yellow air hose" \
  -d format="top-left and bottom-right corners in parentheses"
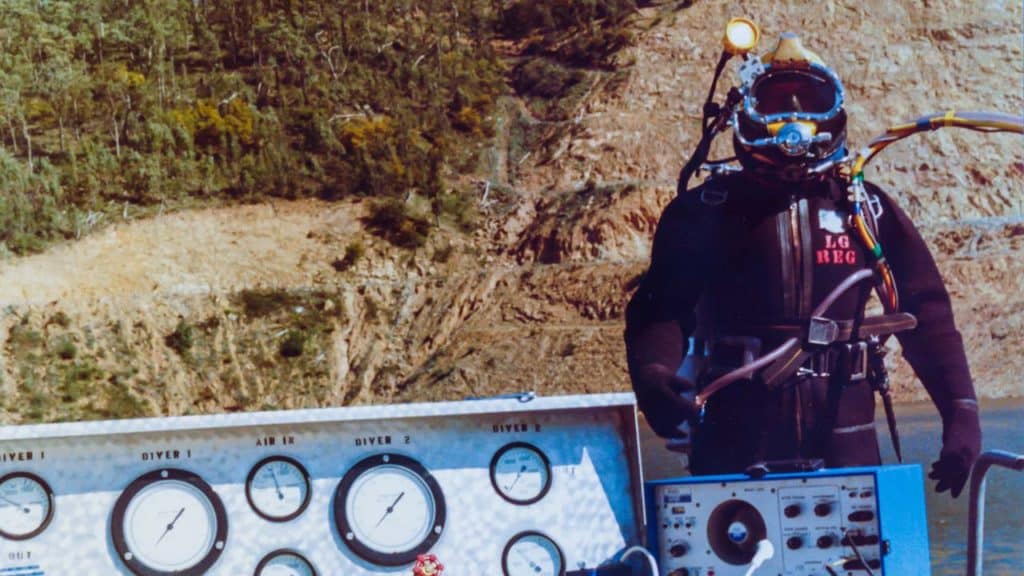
top-left (849, 111), bottom-right (1024, 313)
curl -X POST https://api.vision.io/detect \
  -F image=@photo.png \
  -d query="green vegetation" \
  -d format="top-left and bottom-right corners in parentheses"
top-left (0, 0), bottom-right (643, 255)
top-left (503, 0), bottom-right (638, 120)
top-left (364, 199), bottom-right (432, 249)
top-left (0, 1), bottom-right (651, 422)
top-left (165, 318), bottom-right (196, 358)
top-left (4, 313), bottom-right (152, 422)
top-left (332, 241), bottom-right (366, 272)
top-left (3, 289), bottom-right (348, 423)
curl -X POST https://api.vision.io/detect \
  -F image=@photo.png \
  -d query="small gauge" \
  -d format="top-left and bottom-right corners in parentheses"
top-left (254, 549), bottom-right (317, 576)
top-left (333, 453), bottom-right (446, 566)
top-left (502, 531), bottom-right (565, 576)
top-left (246, 456), bottom-right (311, 522)
top-left (0, 472), bottom-right (54, 540)
top-left (490, 442), bottom-right (552, 505)
top-left (111, 469), bottom-right (228, 576)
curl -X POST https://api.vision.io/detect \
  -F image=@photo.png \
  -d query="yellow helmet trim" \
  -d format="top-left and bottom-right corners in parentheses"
top-left (761, 33), bottom-right (825, 68)
top-left (767, 120), bottom-right (818, 136)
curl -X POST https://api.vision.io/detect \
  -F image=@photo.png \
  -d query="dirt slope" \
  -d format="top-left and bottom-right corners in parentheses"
top-left (0, 1), bottom-right (1021, 424)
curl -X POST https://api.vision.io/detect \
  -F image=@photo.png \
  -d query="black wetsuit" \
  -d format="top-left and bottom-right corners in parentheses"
top-left (625, 173), bottom-right (978, 475)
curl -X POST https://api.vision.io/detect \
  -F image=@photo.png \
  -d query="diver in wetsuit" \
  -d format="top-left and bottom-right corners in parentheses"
top-left (625, 33), bottom-right (981, 497)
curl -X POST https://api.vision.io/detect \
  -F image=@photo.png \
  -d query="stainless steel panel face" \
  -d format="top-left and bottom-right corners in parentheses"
top-left (0, 393), bottom-right (643, 575)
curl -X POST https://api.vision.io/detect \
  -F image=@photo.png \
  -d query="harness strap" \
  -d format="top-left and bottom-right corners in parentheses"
top-left (727, 312), bottom-right (917, 344)
top-left (753, 313), bottom-right (917, 387)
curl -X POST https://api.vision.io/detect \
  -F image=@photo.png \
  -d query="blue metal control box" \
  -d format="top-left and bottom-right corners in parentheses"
top-left (645, 465), bottom-right (929, 575)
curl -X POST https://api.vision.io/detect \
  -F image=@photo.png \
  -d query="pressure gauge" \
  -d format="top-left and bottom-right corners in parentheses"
top-left (333, 453), bottom-right (446, 566)
top-left (111, 469), bottom-right (228, 576)
top-left (489, 442), bottom-right (552, 505)
top-left (0, 472), bottom-right (54, 540)
top-left (246, 456), bottom-right (311, 522)
top-left (255, 549), bottom-right (317, 576)
top-left (502, 531), bottom-right (565, 576)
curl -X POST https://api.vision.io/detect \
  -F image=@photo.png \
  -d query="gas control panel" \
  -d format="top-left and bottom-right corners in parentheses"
top-left (0, 393), bottom-right (644, 575)
top-left (646, 466), bottom-right (929, 576)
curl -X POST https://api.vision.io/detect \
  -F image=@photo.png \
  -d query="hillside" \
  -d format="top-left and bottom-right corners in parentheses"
top-left (0, 1), bottom-right (1021, 424)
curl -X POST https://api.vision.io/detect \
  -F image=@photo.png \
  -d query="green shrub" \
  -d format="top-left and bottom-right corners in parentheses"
top-left (50, 311), bottom-right (71, 328)
top-left (364, 199), bottom-right (431, 248)
top-left (500, 0), bottom-right (637, 38)
top-left (61, 360), bottom-right (103, 403)
top-left (432, 244), bottom-right (455, 263)
top-left (512, 59), bottom-right (587, 100)
top-left (237, 289), bottom-right (297, 319)
top-left (102, 375), bottom-right (151, 419)
top-left (279, 330), bottom-right (306, 358)
top-left (165, 319), bottom-right (196, 356)
top-left (7, 320), bottom-right (43, 352)
top-left (54, 337), bottom-right (77, 361)
top-left (332, 241), bottom-right (366, 272)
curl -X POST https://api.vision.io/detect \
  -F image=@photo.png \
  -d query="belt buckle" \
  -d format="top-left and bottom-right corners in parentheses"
top-left (847, 341), bottom-right (869, 382)
top-left (807, 316), bottom-right (839, 346)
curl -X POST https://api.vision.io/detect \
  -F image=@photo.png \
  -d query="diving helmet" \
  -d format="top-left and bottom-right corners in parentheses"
top-left (733, 33), bottom-right (848, 181)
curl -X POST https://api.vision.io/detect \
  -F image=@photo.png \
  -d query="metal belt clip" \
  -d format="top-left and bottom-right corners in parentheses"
top-left (807, 316), bottom-right (839, 346)
top-left (802, 351), bottom-right (831, 379)
top-left (846, 341), bottom-right (869, 382)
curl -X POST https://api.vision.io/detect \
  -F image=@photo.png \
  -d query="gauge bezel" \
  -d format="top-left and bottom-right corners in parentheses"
top-left (111, 468), bottom-right (229, 576)
top-left (489, 441), bottom-right (553, 506)
top-left (0, 471), bottom-right (55, 541)
top-left (254, 548), bottom-right (318, 576)
top-left (245, 455), bottom-right (312, 523)
top-left (501, 530), bottom-right (566, 576)
top-left (332, 453), bottom-right (446, 567)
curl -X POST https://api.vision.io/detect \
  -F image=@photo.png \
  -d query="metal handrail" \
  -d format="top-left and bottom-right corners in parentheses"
top-left (966, 449), bottom-right (1024, 576)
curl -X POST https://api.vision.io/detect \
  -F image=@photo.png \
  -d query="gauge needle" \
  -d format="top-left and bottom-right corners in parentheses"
top-left (270, 468), bottom-right (284, 500)
top-left (505, 464), bottom-right (528, 491)
top-left (374, 491), bottom-right (405, 528)
top-left (0, 494), bottom-right (31, 514)
top-left (516, 548), bottom-right (542, 573)
top-left (155, 507), bottom-right (185, 545)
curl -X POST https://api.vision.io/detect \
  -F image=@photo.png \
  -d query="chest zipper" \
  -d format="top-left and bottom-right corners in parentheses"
top-left (789, 201), bottom-right (802, 316)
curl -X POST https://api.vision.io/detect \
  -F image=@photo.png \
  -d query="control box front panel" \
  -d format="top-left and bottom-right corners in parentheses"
top-left (647, 468), bottom-right (927, 576)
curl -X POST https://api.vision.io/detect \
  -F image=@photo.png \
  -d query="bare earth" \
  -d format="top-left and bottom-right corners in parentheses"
top-left (0, 1), bottom-right (1021, 423)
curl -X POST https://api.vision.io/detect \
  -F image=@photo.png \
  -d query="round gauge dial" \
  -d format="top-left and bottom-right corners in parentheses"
top-left (0, 472), bottom-right (54, 540)
top-left (246, 456), bottom-right (311, 522)
top-left (490, 442), bottom-right (552, 505)
top-left (333, 453), bottom-right (446, 566)
top-left (255, 549), bottom-right (317, 576)
top-left (111, 469), bottom-right (228, 576)
top-left (502, 531), bottom-right (565, 576)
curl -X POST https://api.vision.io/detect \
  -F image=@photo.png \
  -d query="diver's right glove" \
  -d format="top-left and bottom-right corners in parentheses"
top-left (632, 364), bottom-right (699, 438)
top-left (928, 399), bottom-right (981, 498)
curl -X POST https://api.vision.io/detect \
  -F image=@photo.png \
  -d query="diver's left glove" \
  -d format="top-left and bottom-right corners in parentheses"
top-left (633, 364), bottom-right (699, 438)
top-left (928, 399), bottom-right (981, 498)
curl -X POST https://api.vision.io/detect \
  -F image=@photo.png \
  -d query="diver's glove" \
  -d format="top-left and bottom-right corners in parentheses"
top-left (633, 364), bottom-right (698, 438)
top-left (928, 399), bottom-right (981, 498)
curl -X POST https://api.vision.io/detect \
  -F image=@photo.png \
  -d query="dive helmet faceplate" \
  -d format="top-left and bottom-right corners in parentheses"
top-left (733, 33), bottom-right (848, 181)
